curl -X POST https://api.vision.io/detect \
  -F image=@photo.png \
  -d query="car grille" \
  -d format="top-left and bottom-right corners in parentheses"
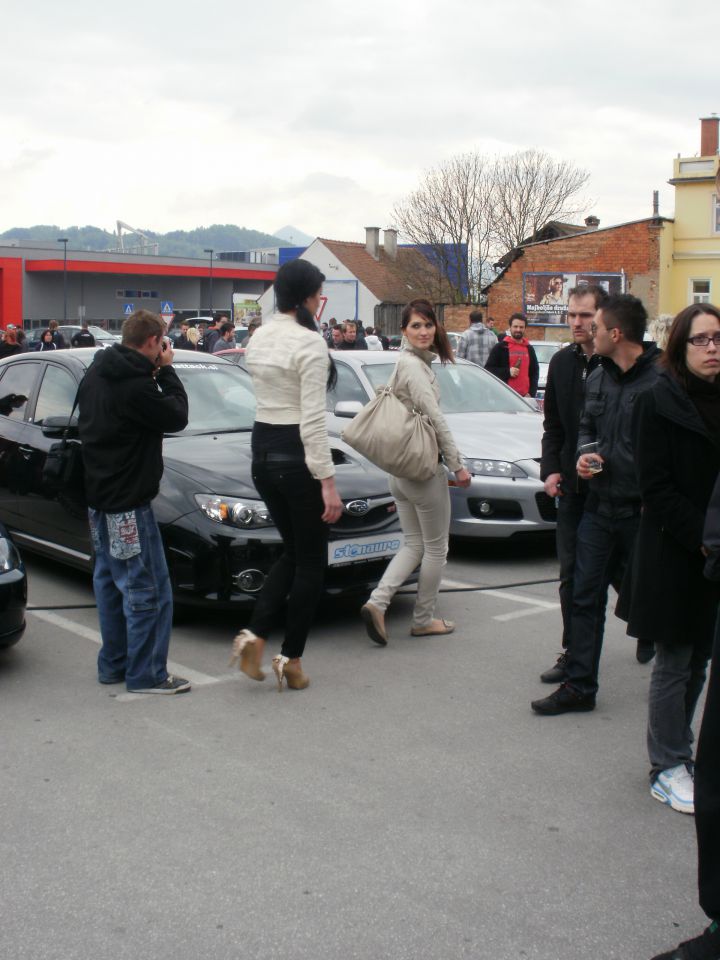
top-left (332, 496), bottom-right (397, 533)
top-left (535, 492), bottom-right (558, 522)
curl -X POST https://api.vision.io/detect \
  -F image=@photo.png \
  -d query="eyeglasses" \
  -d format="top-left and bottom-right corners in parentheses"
top-left (687, 334), bottom-right (720, 347)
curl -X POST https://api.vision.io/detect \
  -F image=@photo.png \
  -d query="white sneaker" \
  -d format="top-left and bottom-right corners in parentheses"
top-left (650, 764), bottom-right (694, 814)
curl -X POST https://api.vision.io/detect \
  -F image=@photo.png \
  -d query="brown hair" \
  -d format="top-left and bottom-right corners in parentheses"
top-left (121, 310), bottom-right (165, 347)
top-left (401, 298), bottom-right (454, 364)
top-left (662, 303), bottom-right (720, 388)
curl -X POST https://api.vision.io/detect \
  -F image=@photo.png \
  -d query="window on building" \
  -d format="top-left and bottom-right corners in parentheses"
top-left (691, 279), bottom-right (712, 304)
top-left (713, 194), bottom-right (720, 235)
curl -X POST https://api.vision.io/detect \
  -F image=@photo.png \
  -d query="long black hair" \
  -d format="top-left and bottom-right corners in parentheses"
top-left (274, 259), bottom-right (336, 389)
top-left (663, 303), bottom-right (720, 389)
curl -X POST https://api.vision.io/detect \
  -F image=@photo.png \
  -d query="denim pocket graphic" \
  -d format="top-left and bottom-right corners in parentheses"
top-left (89, 512), bottom-right (103, 553)
top-left (107, 511), bottom-right (142, 560)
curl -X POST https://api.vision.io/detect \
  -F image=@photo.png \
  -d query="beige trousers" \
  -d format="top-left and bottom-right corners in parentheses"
top-left (369, 465), bottom-right (450, 628)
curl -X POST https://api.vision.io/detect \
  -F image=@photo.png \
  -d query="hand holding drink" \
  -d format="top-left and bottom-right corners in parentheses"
top-left (577, 441), bottom-right (603, 478)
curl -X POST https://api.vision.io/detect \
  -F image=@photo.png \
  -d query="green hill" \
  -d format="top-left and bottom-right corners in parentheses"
top-left (0, 224), bottom-right (291, 257)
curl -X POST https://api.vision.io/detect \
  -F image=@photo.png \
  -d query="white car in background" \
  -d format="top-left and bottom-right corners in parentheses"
top-left (326, 351), bottom-right (556, 539)
top-left (528, 340), bottom-right (563, 400)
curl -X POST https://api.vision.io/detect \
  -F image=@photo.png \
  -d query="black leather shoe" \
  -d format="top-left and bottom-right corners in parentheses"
top-left (531, 683), bottom-right (596, 715)
top-left (650, 921), bottom-right (720, 958)
top-left (540, 651), bottom-right (569, 683)
top-left (636, 639), bottom-right (656, 664)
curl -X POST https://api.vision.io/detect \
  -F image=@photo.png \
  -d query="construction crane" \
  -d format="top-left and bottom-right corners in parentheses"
top-left (112, 220), bottom-right (159, 256)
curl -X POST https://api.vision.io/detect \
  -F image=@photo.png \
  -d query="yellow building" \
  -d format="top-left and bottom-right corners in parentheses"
top-left (664, 115), bottom-right (720, 313)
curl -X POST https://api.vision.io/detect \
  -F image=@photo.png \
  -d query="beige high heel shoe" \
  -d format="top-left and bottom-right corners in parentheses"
top-left (271, 655), bottom-right (310, 692)
top-left (229, 629), bottom-right (266, 681)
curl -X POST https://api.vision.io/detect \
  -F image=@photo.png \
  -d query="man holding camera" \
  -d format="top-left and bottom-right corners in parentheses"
top-left (78, 310), bottom-right (190, 694)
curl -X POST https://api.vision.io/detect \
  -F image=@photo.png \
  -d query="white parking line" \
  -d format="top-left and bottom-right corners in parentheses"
top-left (29, 609), bottom-right (221, 689)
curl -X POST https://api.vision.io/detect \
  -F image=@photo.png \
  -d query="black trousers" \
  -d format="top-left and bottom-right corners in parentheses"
top-left (248, 460), bottom-right (329, 659)
top-left (696, 609), bottom-right (720, 920)
top-left (556, 490), bottom-right (586, 649)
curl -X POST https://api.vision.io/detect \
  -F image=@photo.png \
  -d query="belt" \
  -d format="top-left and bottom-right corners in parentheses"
top-left (254, 452), bottom-right (305, 463)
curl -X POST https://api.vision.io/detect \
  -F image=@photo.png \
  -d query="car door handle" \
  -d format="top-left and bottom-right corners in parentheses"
top-left (18, 446), bottom-right (34, 460)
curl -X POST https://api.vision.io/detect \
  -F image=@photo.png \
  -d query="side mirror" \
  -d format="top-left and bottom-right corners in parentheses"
top-left (334, 401), bottom-right (363, 419)
top-left (41, 416), bottom-right (79, 438)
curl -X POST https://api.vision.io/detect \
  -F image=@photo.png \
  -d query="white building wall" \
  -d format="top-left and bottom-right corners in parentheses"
top-left (258, 241), bottom-right (379, 326)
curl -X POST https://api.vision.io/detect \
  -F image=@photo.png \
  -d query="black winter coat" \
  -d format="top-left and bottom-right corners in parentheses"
top-left (578, 343), bottom-right (661, 518)
top-left (78, 345), bottom-right (189, 512)
top-left (540, 344), bottom-right (602, 486)
top-left (621, 371), bottom-right (720, 647)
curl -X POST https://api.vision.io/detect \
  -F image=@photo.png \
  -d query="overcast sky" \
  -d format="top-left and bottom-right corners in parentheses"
top-left (1, 0), bottom-right (716, 246)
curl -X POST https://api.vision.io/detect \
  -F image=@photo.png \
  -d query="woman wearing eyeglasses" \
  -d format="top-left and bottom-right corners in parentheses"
top-left (622, 304), bottom-right (720, 816)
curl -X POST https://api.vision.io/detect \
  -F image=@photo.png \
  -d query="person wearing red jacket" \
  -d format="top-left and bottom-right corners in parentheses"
top-left (485, 313), bottom-right (540, 397)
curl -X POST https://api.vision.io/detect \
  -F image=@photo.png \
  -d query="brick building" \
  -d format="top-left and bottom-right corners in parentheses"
top-left (483, 214), bottom-right (672, 341)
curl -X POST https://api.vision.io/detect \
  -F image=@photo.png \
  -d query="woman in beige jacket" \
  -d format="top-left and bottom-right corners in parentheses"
top-left (361, 299), bottom-right (471, 645)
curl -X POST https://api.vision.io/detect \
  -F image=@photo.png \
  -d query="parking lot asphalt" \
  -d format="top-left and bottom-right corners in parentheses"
top-left (1, 540), bottom-right (706, 960)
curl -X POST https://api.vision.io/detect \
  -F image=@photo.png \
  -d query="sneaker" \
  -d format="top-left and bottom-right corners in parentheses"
top-left (540, 651), bottom-right (569, 683)
top-left (651, 921), bottom-right (720, 959)
top-left (531, 683), bottom-right (596, 715)
top-left (127, 675), bottom-right (191, 695)
top-left (651, 764), bottom-right (694, 814)
top-left (636, 639), bottom-right (656, 664)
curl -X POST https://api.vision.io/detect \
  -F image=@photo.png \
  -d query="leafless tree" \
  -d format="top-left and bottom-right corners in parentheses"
top-left (392, 153), bottom-right (494, 303)
top-left (391, 149), bottom-right (590, 301)
top-left (491, 149), bottom-right (590, 252)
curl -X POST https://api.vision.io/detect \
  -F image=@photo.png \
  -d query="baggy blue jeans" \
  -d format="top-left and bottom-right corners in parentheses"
top-left (89, 504), bottom-right (173, 690)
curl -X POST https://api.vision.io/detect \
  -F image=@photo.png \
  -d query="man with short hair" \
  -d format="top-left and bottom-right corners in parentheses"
top-left (330, 326), bottom-right (344, 349)
top-left (175, 323), bottom-right (191, 350)
top-left (485, 313), bottom-right (539, 397)
top-left (486, 316), bottom-right (503, 340)
top-left (456, 308), bottom-right (497, 366)
top-left (71, 321), bottom-right (96, 348)
top-left (78, 310), bottom-right (190, 695)
top-left (337, 320), bottom-right (360, 350)
top-left (538, 285), bottom-right (607, 683)
top-left (532, 294), bottom-right (661, 715)
top-left (364, 326), bottom-right (383, 350)
top-left (212, 321), bottom-right (235, 352)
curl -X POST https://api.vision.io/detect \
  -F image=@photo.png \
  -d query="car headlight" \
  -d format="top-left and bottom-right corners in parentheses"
top-left (0, 537), bottom-right (21, 572)
top-left (194, 494), bottom-right (274, 529)
top-left (467, 459), bottom-right (527, 479)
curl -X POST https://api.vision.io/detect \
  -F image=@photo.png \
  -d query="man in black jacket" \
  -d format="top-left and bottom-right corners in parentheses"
top-left (485, 313), bottom-right (540, 397)
top-left (78, 310), bottom-right (190, 694)
top-left (538, 285), bottom-right (606, 682)
top-left (532, 294), bottom-right (661, 714)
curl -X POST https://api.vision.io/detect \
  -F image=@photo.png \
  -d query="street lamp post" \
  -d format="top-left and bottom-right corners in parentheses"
top-left (204, 248), bottom-right (214, 317)
top-left (57, 238), bottom-right (69, 323)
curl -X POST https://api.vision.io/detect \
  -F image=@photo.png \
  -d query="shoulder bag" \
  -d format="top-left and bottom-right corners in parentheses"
top-left (42, 387), bottom-right (86, 506)
top-left (341, 365), bottom-right (439, 481)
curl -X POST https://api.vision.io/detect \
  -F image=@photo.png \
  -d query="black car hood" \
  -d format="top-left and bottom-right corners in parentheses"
top-left (162, 431), bottom-right (393, 498)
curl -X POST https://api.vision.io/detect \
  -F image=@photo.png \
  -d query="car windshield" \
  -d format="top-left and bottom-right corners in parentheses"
top-left (362, 361), bottom-right (532, 414)
top-left (172, 361), bottom-right (256, 433)
top-left (531, 343), bottom-right (561, 364)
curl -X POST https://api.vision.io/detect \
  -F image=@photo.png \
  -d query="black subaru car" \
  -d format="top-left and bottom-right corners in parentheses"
top-left (0, 349), bottom-right (403, 609)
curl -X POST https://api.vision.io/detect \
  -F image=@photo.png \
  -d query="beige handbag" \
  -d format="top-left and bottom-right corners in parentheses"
top-left (341, 367), bottom-right (439, 480)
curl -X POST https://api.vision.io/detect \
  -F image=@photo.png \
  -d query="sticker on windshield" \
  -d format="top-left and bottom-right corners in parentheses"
top-left (176, 363), bottom-right (220, 370)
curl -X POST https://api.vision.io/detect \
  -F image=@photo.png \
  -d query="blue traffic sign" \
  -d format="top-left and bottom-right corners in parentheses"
top-left (123, 304), bottom-right (134, 316)
top-left (161, 301), bottom-right (173, 315)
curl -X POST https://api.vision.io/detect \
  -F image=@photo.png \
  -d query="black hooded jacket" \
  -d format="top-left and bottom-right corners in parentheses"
top-left (78, 345), bottom-right (189, 512)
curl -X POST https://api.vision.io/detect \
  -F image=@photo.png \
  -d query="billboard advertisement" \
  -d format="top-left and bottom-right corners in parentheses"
top-left (232, 296), bottom-right (262, 326)
top-left (523, 272), bottom-right (625, 325)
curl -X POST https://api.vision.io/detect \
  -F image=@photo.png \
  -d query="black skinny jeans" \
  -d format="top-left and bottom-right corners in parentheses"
top-left (248, 460), bottom-right (329, 659)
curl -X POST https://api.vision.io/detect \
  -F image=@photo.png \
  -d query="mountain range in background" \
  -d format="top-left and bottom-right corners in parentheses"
top-left (0, 224), bottom-right (314, 258)
top-left (273, 225), bottom-right (315, 247)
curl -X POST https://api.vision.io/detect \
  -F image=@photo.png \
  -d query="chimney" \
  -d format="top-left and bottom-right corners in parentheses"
top-left (584, 215), bottom-right (600, 230)
top-left (365, 226), bottom-right (380, 260)
top-left (700, 114), bottom-right (719, 157)
top-left (652, 190), bottom-right (660, 217)
top-left (383, 228), bottom-right (398, 260)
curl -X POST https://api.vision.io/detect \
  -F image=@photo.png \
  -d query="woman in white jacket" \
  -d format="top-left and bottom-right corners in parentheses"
top-left (361, 299), bottom-right (471, 645)
top-left (231, 260), bottom-right (343, 690)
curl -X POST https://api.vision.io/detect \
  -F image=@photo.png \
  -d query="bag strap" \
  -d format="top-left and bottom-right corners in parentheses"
top-left (57, 380), bottom-right (83, 447)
